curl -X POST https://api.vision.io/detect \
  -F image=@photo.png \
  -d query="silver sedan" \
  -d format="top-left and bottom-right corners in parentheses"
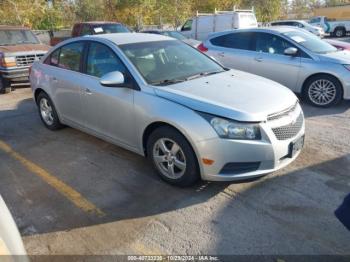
top-left (202, 27), bottom-right (350, 107)
top-left (30, 33), bottom-right (305, 187)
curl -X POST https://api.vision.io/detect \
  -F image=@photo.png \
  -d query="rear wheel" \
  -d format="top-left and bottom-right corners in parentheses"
top-left (303, 75), bottom-right (342, 107)
top-left (37, 92), bottom-right (64, 130)
top-left (334, 27), bottom-right (346, 38)
top-left (147, 126), bottom-right (200, 187)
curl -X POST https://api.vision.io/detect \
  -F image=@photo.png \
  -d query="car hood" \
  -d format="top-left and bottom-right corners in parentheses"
top-left (0, 44), bottom-right (50, 54)
top-left (153, 70), bottom-right (297, 122)
top-left (318, 50), bottom-right (350, 64)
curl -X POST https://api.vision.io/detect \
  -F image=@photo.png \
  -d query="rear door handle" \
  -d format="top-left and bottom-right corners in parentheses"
top-left (218, 52), bottom-right (225, 57)
top-left (255, 57), bottom-right (263, 62)
top-left (51, 77), bottom-right (58, 82)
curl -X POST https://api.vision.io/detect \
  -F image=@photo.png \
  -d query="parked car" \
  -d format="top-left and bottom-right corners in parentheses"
top-left (201, 27), bottom-right (350, 107)
top-left (142, 30), bottom-right (201, 47)
top-left (30, 33), bottom-right (304, 187)
top-left (0, 195), bottom-right (27, 258)
top-left (309, 16), bottom-right (350, 37)
top-left (0, 26), bottom-right (50, 93)
top-left (325, 39), bottom-right (350, 51)
top-left (270, 20), bottom-right (325, 37)
top-left (50, 21), bottom-right (130, 46)
top-left (180, 7), bottom-right (257, 41)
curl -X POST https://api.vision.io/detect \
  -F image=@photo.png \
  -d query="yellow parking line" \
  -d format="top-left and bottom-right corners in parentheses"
top-left (0, 140), bottom-right (105, 217)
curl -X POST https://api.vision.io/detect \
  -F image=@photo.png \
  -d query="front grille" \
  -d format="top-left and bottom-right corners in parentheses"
top-left (272, 113), bottom-right (304, 140)
top-left (16, 53), bottom-right (45, 67)
top-left (268, 102), bottom-right (298, 121)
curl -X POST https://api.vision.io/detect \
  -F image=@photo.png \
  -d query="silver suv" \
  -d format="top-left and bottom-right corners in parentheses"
top-left (30, 33), bottom-right (305, 187)
top-left (202, 27), bottom-right (350, 107)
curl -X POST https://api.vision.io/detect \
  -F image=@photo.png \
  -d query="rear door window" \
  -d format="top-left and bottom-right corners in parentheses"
top-left (210, 32), bottom-right (254, 50)
top-left (58, 42), bottom-right (84, 72)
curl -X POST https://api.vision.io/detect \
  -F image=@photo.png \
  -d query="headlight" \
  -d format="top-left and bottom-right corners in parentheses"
top-left (199, 113), bottom-right (261, 140)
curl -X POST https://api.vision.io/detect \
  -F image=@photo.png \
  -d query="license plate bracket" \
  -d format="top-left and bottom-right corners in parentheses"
top-left (289, 135), bottom-right (304, 158)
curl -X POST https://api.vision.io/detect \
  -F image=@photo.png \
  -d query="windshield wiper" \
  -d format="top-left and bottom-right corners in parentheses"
top-left (185, 70), bottom-right (224, 81)
top-left (152, 78), bottom-right (186, 86)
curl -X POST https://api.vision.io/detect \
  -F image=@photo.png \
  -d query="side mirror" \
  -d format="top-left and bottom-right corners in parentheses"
top-left (284, 47), bottom-right (298, 56)
top-left (100, 71), bottom-right (125, 87)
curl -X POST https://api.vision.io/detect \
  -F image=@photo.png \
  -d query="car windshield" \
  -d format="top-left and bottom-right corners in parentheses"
top-left (120, 40), bottom-right (225, 86)
top-left (162, 31), bottom-right (187, 40)
top-left (93, 24), bottom-right (130, 34)
top-left (0, 30), bottom-right (39, 45)
top-left (283, 30), bottom-right (337, 54)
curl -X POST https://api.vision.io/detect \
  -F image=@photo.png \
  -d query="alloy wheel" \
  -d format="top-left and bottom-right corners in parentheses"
top-left (152, 138), bottom-right (187, 179)
top-left (308, 79), bottom-right (337, 106)
top-left (40, 98), bottom-right (54, 126)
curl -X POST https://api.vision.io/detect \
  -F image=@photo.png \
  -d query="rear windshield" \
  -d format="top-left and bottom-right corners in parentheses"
top-left (92, 24), bottom-right (130, 34)
top-left (0, 30), bottom-right (39, 46)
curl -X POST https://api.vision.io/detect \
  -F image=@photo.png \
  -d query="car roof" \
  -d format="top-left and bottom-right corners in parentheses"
top-left (208, 26), bottom-right (298, 38)
top-left (90, 32), bottom-right (175, 45)
top-left (77, 21), bottom-right (122, 25)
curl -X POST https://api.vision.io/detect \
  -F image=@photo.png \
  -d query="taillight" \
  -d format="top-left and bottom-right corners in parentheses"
top-left (29, 65), bottom-right (32, 75)
top-left (198, 43), bottom-right (208, 52)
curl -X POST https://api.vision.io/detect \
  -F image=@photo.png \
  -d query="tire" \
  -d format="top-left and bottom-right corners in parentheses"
top-left (37, 92), bottom-right (64, 130)
top-left (303, 75), bottom-right (342, 107)
top-left (0, 76), bottom-right (11, 94)
top-left (146, 126), bottom-right (200, 187)
top-left (334, 27), bottom-right (346, 38)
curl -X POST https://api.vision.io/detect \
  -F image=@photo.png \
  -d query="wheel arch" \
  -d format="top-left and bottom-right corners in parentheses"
top-left (34, 88), bottom-right (47, 104)
top-left (301, 72), bottom-right (344, 98)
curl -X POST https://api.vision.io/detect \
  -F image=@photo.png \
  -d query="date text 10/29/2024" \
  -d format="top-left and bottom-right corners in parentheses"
top-left (128, 255), bottom-right (219, 261)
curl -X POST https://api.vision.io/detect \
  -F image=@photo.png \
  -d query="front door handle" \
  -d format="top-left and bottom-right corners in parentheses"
top-left (85, 88), bottom-right (93, 95)
top-left (255, 57), bottom-right (263, 62)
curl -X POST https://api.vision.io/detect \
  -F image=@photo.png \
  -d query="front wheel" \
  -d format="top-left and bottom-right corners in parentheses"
top-left (147, 126), bottom-right (200, 187)
top-left (334, 28), bottom-right (346, 38)
top-left (37, 92), bottom-right (64, 130)
top-left (303, 75), bottom-right (342, 107)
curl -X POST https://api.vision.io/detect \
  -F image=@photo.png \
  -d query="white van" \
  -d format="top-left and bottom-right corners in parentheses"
top-left (180, 7), bottom-right (257, 41)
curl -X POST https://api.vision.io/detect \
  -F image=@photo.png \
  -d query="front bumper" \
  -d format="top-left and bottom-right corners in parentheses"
top-left (194, 109), bottom-right (305, 182)
top-left (0, 67), bottom-right (30, 85)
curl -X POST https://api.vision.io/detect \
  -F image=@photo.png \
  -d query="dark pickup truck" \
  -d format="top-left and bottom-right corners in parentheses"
top-left (50, 21), bottom-right (130, 46)
top-left (0, 26), bottom-right (50, 93)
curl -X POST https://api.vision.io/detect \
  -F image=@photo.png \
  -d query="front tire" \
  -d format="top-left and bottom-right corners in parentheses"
top-left (303, 75), bottom-right (342, 107)
top-left (37, 92), bottom-right (64, 130)
top-left (334, 27), bottom-right (346, 38)
top-left (147, 126), bottom-right (200, 187)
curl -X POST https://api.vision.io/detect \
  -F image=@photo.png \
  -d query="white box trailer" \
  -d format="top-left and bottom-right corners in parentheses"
top-left (180, 6), bottom-right (258, 41)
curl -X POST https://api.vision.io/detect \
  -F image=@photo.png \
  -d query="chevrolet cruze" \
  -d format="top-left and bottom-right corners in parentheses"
top-left (30, 33), bottom-right (305, 187)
